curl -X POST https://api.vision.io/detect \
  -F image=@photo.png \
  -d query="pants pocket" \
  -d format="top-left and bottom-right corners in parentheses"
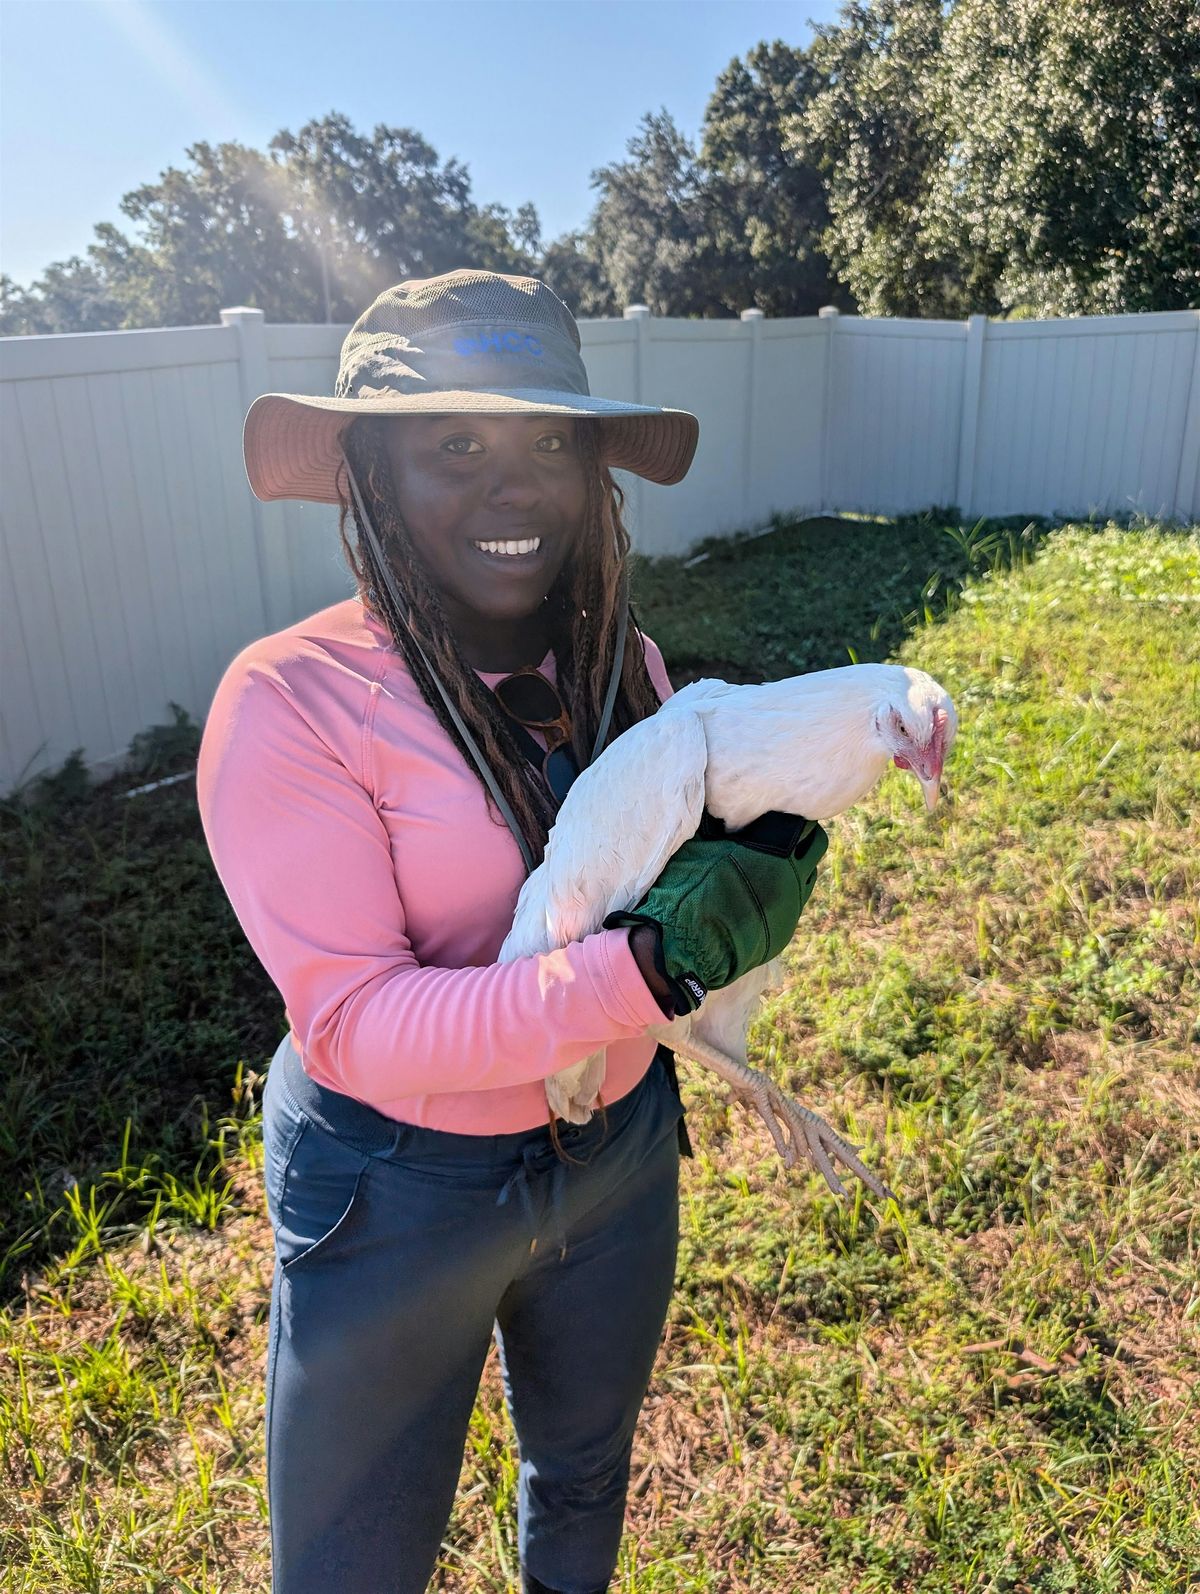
top-left (261, 1072), bottom-right (307, 1229)
top-left (271, 1115), bottom-right (373, 1277)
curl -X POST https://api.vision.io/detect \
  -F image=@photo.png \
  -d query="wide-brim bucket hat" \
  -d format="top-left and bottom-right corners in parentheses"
top-left (242, 268), bottom-right (700, 504)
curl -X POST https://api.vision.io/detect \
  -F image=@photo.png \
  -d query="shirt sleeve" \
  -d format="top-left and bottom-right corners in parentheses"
top-left (196, 648), bottom-right (668, 1106)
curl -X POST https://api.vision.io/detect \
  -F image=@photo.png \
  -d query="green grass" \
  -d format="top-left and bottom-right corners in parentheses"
top-left (2, 513), bottom-right (1198, 1591)
top-left (629, 510), bottom-right (1060, 681)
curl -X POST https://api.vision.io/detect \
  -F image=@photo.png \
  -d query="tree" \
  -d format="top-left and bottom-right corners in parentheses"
top-left (583, 110), bottom-right (725, 317)
top-left (805, 0), bottom-right (1200, 318)
top-left (91, 140), bottom-right (306, 328)
top-left (2, 114), bottom-right (543, 334)
top-left (925, 0), bottom-right (1200, 316)
top-left (551, 47), bottom-right (841, 321)
top-left (0, 260), bottom-right (124, 335)
top-left (701, 40), bottom-right (844, 315)
top-left (803, 0), bottom-right (963, 317)
top-left (538, 232), bottom-right (619, 319)
top-left (266, 113), bottom-right (539, 322)
top-left (13, 14), bottom-right (1193, 337)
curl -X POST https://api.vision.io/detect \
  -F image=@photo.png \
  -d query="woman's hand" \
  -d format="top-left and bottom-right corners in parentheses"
top-left (627, 924), bottom-right (678, 1018)
top-left (605, 810), bottom-right (830, 1015)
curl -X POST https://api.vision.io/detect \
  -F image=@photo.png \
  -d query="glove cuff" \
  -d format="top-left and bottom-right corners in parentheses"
top-left (730, 809), bottom-right (820, 856)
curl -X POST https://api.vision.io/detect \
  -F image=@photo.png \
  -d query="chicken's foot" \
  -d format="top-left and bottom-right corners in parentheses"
top-left (671, 1032), bottom-right (896, 1203)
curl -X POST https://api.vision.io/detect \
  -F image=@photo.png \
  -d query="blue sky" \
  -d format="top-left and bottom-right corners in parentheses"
top-left (0, 0), bottom-right (842, 288)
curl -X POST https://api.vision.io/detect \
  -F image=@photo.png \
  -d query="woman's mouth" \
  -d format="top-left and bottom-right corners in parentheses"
top-left (470, 536), bottom-right (544, 565)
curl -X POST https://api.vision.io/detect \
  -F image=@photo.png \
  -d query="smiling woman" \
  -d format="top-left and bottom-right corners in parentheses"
top-left (334, 406), bottom-right (658, 868)
top-left (195, 269), bottom-right (706, 1593)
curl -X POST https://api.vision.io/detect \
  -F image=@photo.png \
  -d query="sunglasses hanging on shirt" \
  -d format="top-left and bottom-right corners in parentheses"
top-left (492, 665), bottom-right (582, 808)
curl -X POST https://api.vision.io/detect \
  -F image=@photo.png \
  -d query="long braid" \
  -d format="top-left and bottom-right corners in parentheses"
top-left (561, 424), bottom-right (661, 764)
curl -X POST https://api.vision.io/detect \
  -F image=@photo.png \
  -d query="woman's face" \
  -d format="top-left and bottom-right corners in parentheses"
top-left (380, 413), bottom-right (588, 632)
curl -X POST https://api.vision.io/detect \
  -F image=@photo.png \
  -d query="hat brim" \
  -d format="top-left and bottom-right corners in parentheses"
top-left (243, 387), bottom-right (700, 503)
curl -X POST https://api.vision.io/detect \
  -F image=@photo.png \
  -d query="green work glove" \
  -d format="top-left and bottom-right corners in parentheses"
top-left (602, 808), bottom-right (829, 1016)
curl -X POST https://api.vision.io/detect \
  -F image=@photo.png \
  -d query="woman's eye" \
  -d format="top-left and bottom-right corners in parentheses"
top-left (442, 437), bottom-right (483, 456)
top-left (536, 434), bottom-right (566, 452)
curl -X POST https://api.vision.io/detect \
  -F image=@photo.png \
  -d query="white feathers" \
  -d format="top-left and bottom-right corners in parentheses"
top-left (502, 702), bottom-right (709, 958)
top-left (497, 661), bottom-right (957, 1124)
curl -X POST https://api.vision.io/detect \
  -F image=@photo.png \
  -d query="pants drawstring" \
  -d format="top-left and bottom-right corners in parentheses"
top-left (496, 1138), bottom-right (579, 1260)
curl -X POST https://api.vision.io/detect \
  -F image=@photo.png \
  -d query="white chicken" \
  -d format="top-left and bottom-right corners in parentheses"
top-left (497, 662), bottom-right (957, 1201)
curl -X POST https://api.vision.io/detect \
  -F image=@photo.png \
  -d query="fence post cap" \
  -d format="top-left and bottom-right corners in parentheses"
top-left (740, 307), bottom-right (765, 321)
top-left (623, 304), bottom-right (651, 320)
top-left (818, 305), bottom-right (839, 319)
top-left (220, 306), bottom-right (266, 325)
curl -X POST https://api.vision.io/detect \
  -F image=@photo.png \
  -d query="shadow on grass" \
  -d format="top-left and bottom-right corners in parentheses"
top-left (630, 508), bottom-right (1058, 686)
top-left (0, 715), bottom-right (284, 1302)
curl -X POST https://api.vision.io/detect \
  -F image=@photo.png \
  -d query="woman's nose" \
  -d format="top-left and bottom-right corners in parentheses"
top-left (484, 452), bottom-right (543, 508)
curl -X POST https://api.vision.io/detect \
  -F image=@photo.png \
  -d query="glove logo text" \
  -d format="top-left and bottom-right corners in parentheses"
top-left (681, 974), bottom-right (707, 1007)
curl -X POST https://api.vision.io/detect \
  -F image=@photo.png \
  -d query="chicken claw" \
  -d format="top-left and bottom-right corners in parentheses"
top-left (724, 1072), bottom-right (896, 1203)
top-left (673, 1031), bottom-right (895, 1202)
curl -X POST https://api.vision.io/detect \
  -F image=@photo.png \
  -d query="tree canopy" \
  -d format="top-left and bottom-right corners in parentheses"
top-left (2, 114), bottom-right (539, 334)
top-left (803, 0), bottom-right (1200, 317)
top-left (4, 3), bottom-right (1196, 335)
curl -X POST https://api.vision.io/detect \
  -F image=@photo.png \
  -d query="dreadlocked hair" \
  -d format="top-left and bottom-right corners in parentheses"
top-left (333, 414), bottom-right (667, 1160)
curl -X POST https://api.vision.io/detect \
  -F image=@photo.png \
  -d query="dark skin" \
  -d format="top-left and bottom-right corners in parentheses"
top-left (382, 413), bottom-right (584, 673)
top-left (382, 412), bottom-right (675, 1017)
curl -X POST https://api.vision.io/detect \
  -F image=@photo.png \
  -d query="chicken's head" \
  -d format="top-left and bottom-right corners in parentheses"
top-left (874, 674), bottom-right (957, 812)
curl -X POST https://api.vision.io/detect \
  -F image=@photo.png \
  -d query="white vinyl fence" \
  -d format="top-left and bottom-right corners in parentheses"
top-left (1, 305), bottom-right (1197, 796)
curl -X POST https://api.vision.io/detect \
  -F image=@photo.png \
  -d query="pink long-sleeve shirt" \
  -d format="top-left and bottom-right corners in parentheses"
top-left (196, 597), bottom-right (675, 1133)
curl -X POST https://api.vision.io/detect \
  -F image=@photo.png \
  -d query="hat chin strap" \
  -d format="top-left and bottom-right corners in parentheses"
top-left (345, 461), bottom-right (628, 878)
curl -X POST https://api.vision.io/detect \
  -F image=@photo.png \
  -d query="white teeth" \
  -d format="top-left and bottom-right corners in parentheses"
top-left (473, 538), bottom-right (541, 556)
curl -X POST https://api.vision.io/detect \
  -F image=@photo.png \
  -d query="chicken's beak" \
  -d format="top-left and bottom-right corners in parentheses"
top-left (895, 745), bottom-right (946, 813)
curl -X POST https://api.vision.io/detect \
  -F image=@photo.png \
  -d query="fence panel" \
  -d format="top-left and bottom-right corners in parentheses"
top-left (826, 316), bottom-right (966, 515)
top-left (751, 320), bottom-right (827, 524)
top-left (0, 328), bottom-right (264, 790)
top-left (970, 313), bottom-right (1198, 520)
top-left (639, 319), bottom-right (754, 556)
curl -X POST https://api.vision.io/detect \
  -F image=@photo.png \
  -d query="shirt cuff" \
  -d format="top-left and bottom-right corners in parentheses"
top-left (594, 926), bottom-right (674, 1029)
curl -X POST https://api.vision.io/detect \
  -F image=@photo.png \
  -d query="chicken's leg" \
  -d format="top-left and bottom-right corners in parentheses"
top-left (670, 1031), bottom-right (896, 1202)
